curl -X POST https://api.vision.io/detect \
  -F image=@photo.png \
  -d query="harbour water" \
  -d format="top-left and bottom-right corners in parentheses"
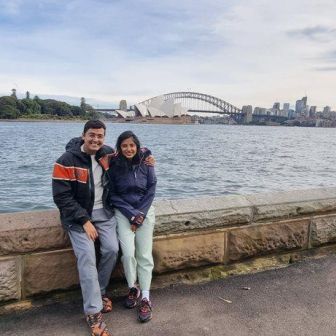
top-left (1, 121), bottom-right (336, 213)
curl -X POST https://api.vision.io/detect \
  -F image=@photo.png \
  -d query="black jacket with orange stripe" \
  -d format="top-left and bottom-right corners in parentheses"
top-left (52, 137), bottom-right (115, 231)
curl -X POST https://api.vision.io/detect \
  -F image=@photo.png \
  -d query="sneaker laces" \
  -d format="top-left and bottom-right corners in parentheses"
top-left (139, 299), bottom-right (152, 313)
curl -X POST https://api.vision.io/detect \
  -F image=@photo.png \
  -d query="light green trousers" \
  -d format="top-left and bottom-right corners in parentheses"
top-left (115, 206), bottom-right (155, 291)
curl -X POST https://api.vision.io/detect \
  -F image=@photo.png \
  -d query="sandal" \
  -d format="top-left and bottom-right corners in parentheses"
top-left (86, 312), bottom-right (112, 336)
top-left (101, 295), bottom-right (113, 313)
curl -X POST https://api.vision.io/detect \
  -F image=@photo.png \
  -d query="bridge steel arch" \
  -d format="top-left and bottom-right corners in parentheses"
top-left (139, 92), bottom-right (242, 115)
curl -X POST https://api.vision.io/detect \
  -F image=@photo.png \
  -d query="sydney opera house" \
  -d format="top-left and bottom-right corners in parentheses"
top-left (115, 96), bottom-right (188, 119)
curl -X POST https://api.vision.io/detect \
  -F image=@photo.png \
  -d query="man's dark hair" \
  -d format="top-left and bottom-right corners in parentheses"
top-left (83, 120), bottom-right (106, 134)
top-left (116, 130), bottom-right (141, 154)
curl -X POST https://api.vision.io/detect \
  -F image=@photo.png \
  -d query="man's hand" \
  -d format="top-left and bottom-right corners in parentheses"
top-left (83, 220), bottom-right (98, 241)
top-left (144, 155), bottom-right (155, 167)
top-left (131, 224), bottom-right (138, 232)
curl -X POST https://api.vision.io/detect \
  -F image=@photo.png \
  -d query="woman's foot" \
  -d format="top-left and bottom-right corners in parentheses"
top-left (124, 287), bottom-right (140, 309)
top-left (138, 298), bottom-right (152, 323)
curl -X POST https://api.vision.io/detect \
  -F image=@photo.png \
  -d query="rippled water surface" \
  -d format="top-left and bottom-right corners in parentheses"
top-left (1, 121), bottom-right (336, 213)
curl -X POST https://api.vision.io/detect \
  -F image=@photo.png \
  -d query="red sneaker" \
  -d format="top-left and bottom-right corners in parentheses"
top-left (138, 298), bottom-right (152, 323)
top-left (124, 287), bottom-right (140, 309)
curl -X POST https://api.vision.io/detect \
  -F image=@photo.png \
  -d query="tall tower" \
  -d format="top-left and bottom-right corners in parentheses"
top-left (119, 100), bottom-right (127, 111)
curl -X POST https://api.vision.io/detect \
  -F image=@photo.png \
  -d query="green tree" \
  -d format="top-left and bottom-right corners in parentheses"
top-left (21, 98), bottom-right (41, 115)
top-left (40, 99), bottom-right (73, 116)
top-left (71, 105), bottom-right (84, 116)
top-left (0, 96), bottom-right (19, 119)
top-left (11, 89), bottom-right (17, 99)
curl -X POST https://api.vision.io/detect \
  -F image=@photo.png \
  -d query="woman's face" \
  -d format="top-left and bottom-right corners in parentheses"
top-left (120, 137), bottom-right (137, 159)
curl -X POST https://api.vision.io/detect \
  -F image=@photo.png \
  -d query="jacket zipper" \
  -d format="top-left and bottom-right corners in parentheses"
top-left (88, 156), bottom-right (95, 215)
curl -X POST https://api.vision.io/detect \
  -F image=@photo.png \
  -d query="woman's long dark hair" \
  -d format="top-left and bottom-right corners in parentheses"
top-left (115, 131), bottom-right (142, 170)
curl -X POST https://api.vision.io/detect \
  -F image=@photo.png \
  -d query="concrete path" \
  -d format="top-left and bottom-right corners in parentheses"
top-left (2, 255), bottom-right (336, 336)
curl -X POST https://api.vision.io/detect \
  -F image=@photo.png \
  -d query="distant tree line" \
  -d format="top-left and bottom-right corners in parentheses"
top-left (0, 89), bottom-right (101, 120)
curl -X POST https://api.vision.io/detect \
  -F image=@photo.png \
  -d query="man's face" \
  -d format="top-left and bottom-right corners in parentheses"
top-left (82, 128), bottom-right (105, 155)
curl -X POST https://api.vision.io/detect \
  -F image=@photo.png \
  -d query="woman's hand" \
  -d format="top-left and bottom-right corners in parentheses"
top-left (144, 155), bottom-right (155, 167)
top-left (130, 214), bottom-right (145, 231)
top-left (83, 220), bottom-right (98, 241)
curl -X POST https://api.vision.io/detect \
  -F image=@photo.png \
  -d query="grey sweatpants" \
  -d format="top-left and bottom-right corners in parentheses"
top-left (68, 209), bottom-right (119, 315)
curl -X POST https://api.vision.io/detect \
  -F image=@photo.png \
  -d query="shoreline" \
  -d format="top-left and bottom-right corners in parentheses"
top-left (0, 118), bottom-right (333, 128)
top-left (0, 116), bottom-right (195, 125)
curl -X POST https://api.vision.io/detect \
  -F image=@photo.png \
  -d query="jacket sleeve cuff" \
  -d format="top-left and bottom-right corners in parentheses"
top-left (78, 216), bottom-right (90, 226)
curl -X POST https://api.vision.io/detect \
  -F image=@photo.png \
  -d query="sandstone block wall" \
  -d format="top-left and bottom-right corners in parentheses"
top-left (1, 187), bottom-right (336, 305)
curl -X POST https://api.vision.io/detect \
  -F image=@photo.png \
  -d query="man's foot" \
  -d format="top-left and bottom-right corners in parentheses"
top-left (124, 287), bottom-right (140, 309)
top-left (138, 298), bottom-right (152, 323)
top-left (101, 295), bottom-right (113, 313)
top-left (86, 312), bottom-right (112, 336)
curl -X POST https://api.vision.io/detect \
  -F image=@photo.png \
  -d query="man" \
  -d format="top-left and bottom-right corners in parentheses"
top-left (52, 120), bottom-right (117, 336)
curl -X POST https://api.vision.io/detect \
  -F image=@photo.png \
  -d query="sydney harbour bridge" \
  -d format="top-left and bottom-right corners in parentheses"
top-left (96, 91), bottom-right (287, 123)
top-left (139, 92), bottom-right (242, 114)
top-left (134, 92), bottom-right (245, 122)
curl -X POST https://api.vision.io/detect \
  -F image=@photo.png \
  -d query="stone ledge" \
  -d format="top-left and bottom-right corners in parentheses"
top-left (153, 231), bottom-right (226, 273)
top-left (0, 256), bottom-right (21, 302)
top-left (0, 210), bottom-right (69, 256)
top-left (0, 227), bottom-right (69, 256)
top-left (22, 249), bottom-right (78, 298)
top-left (1, 188), bottom-right (336, 306)
top-left (311, 214), bottom-right (336, 247)
top-left (228, 218), bottom-right (310, 261)
top-left (3, 244), bottom-right (336, 316)
top-left (1, 188), bottom-right (336, 255)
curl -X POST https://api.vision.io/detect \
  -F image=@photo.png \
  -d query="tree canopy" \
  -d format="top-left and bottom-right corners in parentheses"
top-left (0, 91), bottom-right (99, 120)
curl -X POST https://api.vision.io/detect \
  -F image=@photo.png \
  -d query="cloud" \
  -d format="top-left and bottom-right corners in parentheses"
top-left (0, 0), bottom-right (23, 16)
top-left (287, 25), bottom-right (336, 42)
top-left (320, 49), bottom-right (336, 61)
top-left (315, 66), bottom-right (336, 72)
top-left (0, 0), bottom-right (336, 109)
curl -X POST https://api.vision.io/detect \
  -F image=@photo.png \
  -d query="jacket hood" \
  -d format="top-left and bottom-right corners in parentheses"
top-left (65, 137), bottom-right (83, 152)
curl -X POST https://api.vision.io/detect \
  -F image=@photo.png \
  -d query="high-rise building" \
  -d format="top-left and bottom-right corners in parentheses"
top-left (119, 99), bottom-right (127, 111)
top-left (323, 106), bottom-right (331, 114)
top-left (271, 102), bottom-right (280, 116)
top-left (301, 96), bottom-right (307, 107)
top-left (273, 102), bottom-right (280, 110)
top-left (282, 103), bottom-right (290, 117)
top-left (283, 103), bottom-right (290, 111)
top-left (295, 100), bottom-right (304, 114)
top-left (295, 96), bottom-right (308, 117)
top-left (242, 105), bottom-right (253, 123)
top-left (309, 106), bottom-right (316, 118)
top-left (323, 106), bottom-right (331, 118)
top-left (253, 107), bottom-right (261, 114)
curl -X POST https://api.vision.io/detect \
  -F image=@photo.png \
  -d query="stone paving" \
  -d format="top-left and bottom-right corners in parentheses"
top-left (1, 255), bottom-right (336, 336)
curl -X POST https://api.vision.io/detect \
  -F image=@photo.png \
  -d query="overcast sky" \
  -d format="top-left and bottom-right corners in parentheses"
top-left (0, 0), bottom-right (335, 109)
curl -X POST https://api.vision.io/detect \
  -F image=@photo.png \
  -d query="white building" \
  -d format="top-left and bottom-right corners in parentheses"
top-left (134, 96), bottom-right (188, 118)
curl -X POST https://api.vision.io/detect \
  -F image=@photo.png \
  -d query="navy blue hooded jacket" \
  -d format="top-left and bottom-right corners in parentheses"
top-left (108, 149), bottom-right (157, 223)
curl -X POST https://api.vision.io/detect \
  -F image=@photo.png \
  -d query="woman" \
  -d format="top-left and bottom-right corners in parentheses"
top-left (108, 130), bottom-right (157, 323)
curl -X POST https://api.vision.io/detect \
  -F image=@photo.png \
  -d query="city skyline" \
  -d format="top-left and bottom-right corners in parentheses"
top-left (1, 0), bottom-right (336, 109)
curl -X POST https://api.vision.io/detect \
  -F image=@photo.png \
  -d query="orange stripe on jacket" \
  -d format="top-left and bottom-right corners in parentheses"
top-left (52, 163), bottom-right (88, 183)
